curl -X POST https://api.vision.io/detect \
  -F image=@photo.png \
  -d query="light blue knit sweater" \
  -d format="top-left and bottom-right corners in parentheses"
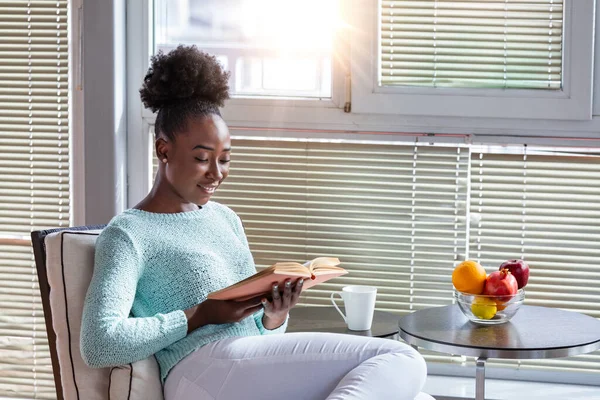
top-left (80, 202), bottom-right (287, 382)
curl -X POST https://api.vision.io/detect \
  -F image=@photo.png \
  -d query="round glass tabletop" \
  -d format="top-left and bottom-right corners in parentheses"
top-left (399, 305), bottom-right (600, 359)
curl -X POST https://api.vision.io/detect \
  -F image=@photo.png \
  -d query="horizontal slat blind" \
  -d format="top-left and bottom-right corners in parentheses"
top-left (380, 0), bottom-right (563, 88)
top-left (470, 148), bottom-right (600, 374)
top-left (210, 139), bottom-right (469, 315)
top-left (153, 138), bottom-right (470, 314)
top-left (0, 1), bottom-right (69, 398)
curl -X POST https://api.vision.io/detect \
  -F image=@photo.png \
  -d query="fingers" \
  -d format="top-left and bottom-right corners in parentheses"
top-left (290, 278), bottom-right (303, 306)
top-left (282, 279), bottom-right (293, 309)
top-left (261, 297), bottom-right (272, 313)
top-left (271, 282), bottom-right (282, 309)
top-left (260, 279), bottom-right (304, 318)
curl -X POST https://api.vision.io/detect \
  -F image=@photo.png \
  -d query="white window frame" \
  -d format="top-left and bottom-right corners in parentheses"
top-left (139, 0), bottom-right (348, 124)
top-left (70, 0), bottom-right (85, 225)
top-left (127, 0), bottom-right (153, 204)
top-left (127, 0), bottom-right (349, 203)
top-left (350, 0), bottom-right (596, 120)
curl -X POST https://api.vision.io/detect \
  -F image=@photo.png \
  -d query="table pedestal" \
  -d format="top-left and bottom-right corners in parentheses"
top-left (475, 357), bottom-right (486, 400)
top-left (411, 343), bottom-right (489, 400)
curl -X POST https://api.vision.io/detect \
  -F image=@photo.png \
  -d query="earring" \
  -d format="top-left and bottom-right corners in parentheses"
top-left (162, 158), bottom-right (167, 164)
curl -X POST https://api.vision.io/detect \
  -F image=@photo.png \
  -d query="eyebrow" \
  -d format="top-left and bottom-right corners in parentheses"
top-left (192, 144), bottom-right (231, 152)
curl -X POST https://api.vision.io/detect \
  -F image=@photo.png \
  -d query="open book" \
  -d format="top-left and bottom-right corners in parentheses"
top-left (207, 257), bottom-right (347, 301)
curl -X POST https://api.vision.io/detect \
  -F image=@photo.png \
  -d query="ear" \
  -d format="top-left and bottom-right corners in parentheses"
top-left (155, 137), bottom-right (170, 163)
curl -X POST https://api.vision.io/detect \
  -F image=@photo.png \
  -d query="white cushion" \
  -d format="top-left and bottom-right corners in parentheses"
top-left (44, 230), bottom-right (163, 400)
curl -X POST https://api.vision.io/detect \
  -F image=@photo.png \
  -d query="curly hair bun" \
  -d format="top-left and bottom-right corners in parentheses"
top-left (140, 45), bottom-right (230, 112)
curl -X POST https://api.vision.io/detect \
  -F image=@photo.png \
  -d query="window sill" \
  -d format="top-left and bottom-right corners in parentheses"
top-left (218, 103), bottom-right (600, 146)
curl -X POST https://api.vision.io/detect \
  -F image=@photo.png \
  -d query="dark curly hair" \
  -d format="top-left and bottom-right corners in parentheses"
top-left (139, 45), bottom-right (230, 140)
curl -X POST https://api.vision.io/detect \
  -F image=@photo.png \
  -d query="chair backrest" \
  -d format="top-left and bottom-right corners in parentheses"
top-left (31, 226), bottom-right (164, 400)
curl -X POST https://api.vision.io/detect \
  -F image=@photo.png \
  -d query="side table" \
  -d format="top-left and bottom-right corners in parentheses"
top-left (399, 305), bottom-right (600, 400)
top-left (287, 306), bottom-right (400, 338)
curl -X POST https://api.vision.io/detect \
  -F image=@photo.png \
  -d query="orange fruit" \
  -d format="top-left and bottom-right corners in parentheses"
top-left (452, 260), bottom-right (487, 294)
top-left (495, 300), bottom-right (507, 311)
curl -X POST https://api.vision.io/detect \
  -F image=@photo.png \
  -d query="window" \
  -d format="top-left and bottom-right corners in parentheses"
top-left (154, 0), bottom-right (340, 99)
top-left (0, 1), bottom-right (71, 399)
top-left (351, 0), bottom-right (595, 120)
top-left (379, 0), bottom-right (564, 90)
top-left (128, 0), bottom-right (599, 158)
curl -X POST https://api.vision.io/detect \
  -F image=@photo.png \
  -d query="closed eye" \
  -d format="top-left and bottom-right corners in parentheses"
top-left (195, 158), bottom-right (208, 162)
top-left (220, 159), bottom-right (231, 164)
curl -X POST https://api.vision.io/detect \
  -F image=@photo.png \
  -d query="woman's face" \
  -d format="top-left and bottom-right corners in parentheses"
top-left (157, 114), bottom-right (231, 206)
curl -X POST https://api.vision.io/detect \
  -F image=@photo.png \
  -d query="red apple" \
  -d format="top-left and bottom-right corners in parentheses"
top-left (499, 259), bottom-right (529, 289)
top-left (483, 269), bottom-right (518, 302)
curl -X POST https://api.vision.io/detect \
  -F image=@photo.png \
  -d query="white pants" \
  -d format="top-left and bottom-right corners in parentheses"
top-left (163, 332), bottom-right (427, 400)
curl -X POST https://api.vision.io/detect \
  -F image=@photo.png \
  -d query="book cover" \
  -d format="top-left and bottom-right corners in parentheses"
top-left (208, 257), bottom-right (347, 301)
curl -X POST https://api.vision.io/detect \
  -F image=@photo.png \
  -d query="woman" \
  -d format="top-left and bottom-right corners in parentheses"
top-left (80, 45), bottom-right (427, 400)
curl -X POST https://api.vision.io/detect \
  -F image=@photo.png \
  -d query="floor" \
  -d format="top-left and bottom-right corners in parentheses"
top-left (424, 375), bottom-right (600, 400)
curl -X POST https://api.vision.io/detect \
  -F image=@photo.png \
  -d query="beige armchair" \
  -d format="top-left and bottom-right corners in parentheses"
top-left (31, 226), bottom-right (163, 400)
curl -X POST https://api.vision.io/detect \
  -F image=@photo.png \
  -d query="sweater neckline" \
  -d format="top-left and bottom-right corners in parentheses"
top-left (125, 203), bottom-right (210, 220)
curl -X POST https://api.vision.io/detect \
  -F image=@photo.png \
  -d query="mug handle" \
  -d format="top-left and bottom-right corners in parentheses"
top-left (330, 292), bottom-right (346, 322)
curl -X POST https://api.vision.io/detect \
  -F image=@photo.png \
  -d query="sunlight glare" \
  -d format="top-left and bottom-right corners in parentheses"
top-left (241, 0), bottom-right (341, 51)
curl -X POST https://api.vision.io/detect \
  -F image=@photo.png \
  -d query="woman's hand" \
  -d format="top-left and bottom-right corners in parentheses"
top-left (261, 278), bottom-right (303, 330)
top-left (184, 297), bottom-right (264, 334)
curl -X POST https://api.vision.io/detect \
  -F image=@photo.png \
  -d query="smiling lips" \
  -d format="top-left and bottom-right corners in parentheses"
top-left (198, 184), bottom-right (218, 194)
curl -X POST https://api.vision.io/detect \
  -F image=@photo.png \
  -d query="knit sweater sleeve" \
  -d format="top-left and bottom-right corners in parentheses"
top-left (253, 309), bottom-right (288, 335)
top-left (80, 226), bottom-right (188, 368)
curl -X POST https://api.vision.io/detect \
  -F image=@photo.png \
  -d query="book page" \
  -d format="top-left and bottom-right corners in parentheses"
top-left (308, 257), bottom-right (342, 273)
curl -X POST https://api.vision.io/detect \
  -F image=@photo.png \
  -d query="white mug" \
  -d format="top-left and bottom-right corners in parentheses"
top-left (330, 285), bottom-right (377, 331)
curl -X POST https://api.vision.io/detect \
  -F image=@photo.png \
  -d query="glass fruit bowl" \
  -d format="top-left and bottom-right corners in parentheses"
top-left (454, 289), bottom-right (525, 325)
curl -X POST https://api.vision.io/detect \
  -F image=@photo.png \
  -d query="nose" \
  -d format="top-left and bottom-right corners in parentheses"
top-left (206, 160), bottom-right (224, 181)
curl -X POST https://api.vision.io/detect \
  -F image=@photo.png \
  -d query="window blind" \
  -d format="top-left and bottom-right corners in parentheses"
top-left (379, 0), bottom-right (564, 89)
top-left (153, 138), bottom-right (470, 315)
top-left (0, 1), bottom-right (70, 399)
top-left (470, 147), bottom-right (600, 374)
top-left (212, 139), bottom-right (470, 313)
